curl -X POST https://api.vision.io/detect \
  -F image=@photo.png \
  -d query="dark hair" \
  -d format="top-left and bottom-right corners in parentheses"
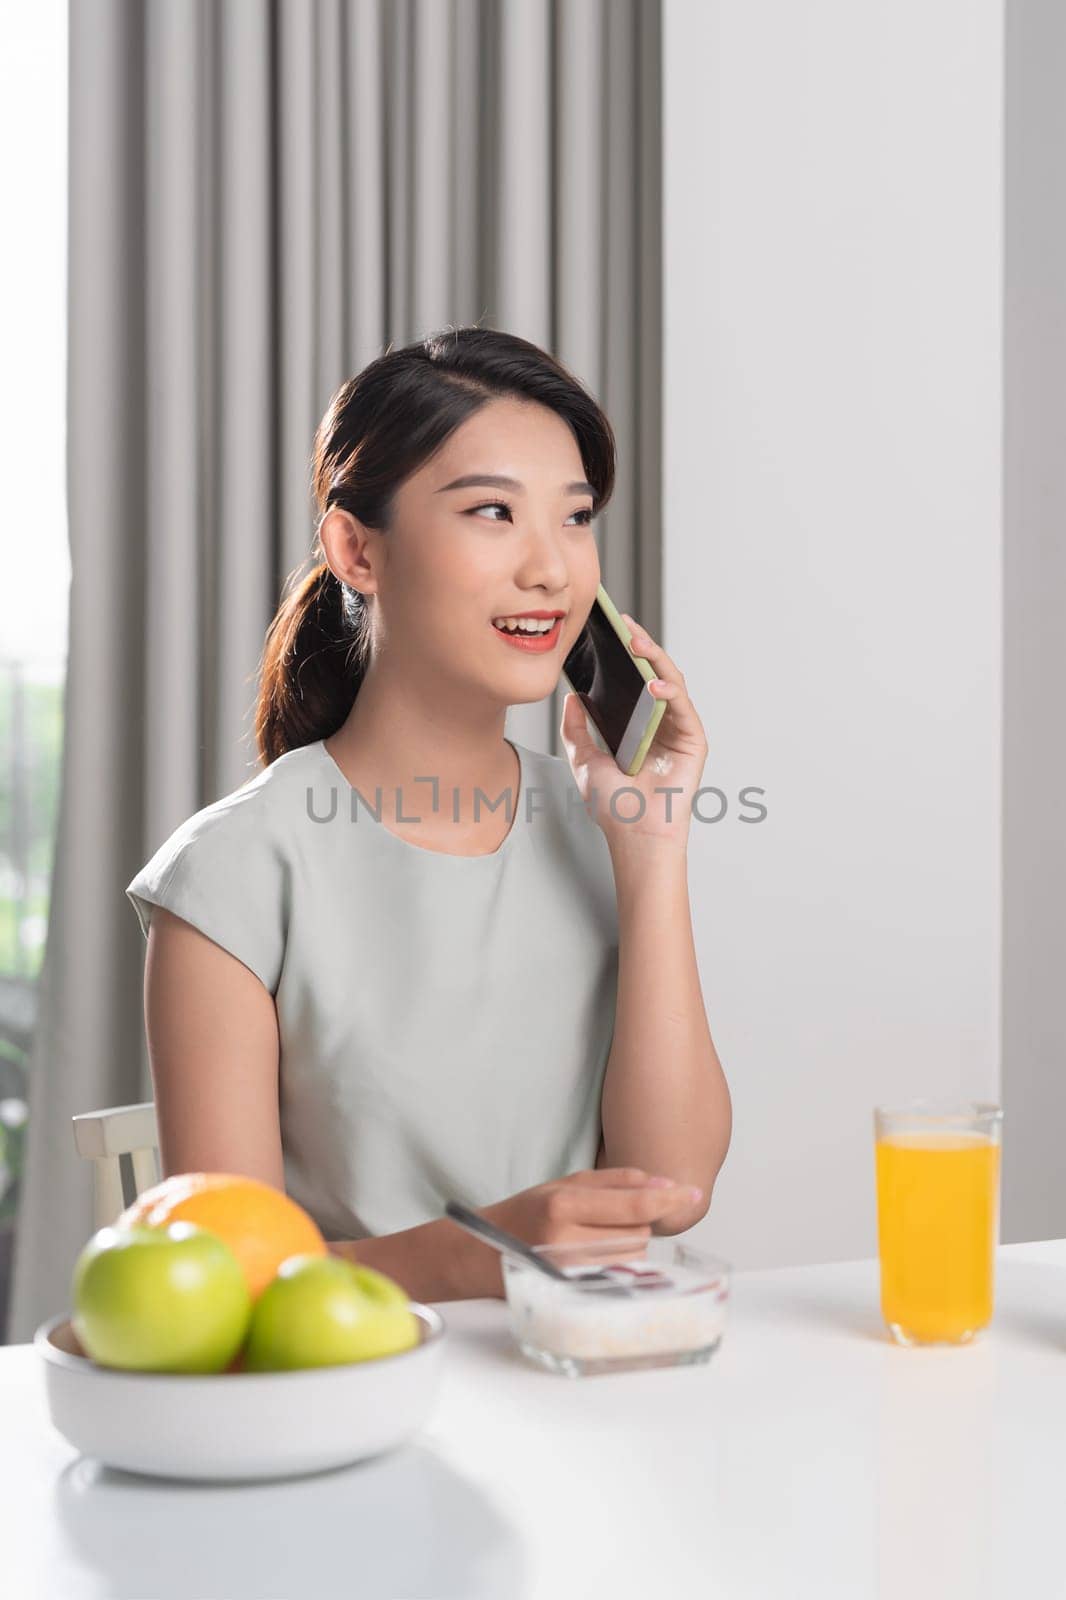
top-left (253, 326), bottom-right (617, 765)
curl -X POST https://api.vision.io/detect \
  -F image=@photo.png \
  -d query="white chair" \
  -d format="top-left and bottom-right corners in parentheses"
top-left (72, 1101), bottom-right (161, 1230)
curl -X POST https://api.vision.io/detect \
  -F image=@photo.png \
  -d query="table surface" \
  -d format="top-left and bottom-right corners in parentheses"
top-left (4, 1238), bottom-right (1066, 1600)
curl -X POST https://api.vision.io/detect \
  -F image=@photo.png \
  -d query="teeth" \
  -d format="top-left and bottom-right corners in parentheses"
top-left (492, 616), bottom-right (558, 634)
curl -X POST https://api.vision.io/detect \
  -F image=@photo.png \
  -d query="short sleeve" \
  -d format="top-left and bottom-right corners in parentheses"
top-left (126, 798), bottom-right (289, 995)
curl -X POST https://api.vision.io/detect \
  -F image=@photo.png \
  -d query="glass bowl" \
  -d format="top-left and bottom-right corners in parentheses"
top-left (501, 1235), bottom-right (731, 1377)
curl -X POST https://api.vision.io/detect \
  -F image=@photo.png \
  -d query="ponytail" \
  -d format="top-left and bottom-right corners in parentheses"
top-left (254, 556), bottom-right (370, 766)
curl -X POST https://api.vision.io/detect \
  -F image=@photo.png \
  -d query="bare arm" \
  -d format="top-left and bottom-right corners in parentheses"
top-left (144, 907), bottom-right (287, 1186)
top-left (143, 907), bottom-right (489, 1297)
top-left (326, 1225), bottom-right (494, 1301)
top-left (560, 613), bottom-right (732, 1234)
top-left (598, 839), bottom-right (733, 1233)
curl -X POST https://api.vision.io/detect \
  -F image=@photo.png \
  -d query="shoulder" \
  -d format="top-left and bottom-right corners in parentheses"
top-left (124, 741), bottom-right (327, 991)
top-left (138, 743), bottom-right (321, 868)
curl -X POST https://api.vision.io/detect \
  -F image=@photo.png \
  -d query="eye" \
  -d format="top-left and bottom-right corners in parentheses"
top-left (466, 501), bottom-right (596, 526)
top-left (468, 500), bottom-right (515, 521)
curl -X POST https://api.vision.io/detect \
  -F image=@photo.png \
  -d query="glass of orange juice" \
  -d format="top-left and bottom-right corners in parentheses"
top-left (874, 1100), bottom-right (1002, 1345)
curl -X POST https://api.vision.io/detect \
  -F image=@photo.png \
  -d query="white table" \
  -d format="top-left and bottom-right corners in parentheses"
top-left (4, 1239), bottom-right (1065, 1600)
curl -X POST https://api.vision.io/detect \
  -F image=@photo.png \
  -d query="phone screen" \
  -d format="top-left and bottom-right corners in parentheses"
top-left (562, 598), bottom-right (648, 755)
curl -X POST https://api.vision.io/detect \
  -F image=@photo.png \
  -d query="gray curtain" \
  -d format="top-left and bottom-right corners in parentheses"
top-left (6, 0), bottom-right (661, 1344)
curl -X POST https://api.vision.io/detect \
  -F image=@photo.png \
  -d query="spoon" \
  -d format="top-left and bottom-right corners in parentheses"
top-left (443, 1200), bottom-right (673, 1293)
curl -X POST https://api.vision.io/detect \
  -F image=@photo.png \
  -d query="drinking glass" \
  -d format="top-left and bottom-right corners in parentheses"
top-left (874, 1100), bottom-right (1002, 1345)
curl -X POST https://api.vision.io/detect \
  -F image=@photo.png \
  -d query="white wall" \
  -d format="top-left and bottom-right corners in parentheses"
top-left (665, 0), bottom-right (1004, 1268)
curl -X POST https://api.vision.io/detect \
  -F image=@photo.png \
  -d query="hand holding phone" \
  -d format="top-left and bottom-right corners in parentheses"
top-left (561, 584), bottom-right (667, 776)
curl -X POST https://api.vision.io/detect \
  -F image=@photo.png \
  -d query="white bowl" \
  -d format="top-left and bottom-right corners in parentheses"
top-left (35, 1305), bottom-right (446, 1482)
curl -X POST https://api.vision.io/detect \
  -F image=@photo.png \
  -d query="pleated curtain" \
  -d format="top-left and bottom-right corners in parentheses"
top-left (7, 0), bottom-right (661, 1343)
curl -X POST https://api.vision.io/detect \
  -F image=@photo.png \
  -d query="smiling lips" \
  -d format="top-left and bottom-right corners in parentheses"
top-left (490, 611), bottom-right (565, 653)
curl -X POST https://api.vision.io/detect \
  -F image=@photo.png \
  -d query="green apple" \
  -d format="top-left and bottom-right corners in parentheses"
top-left (71, 1221), bottom-right (251, 1374)
top-left (243, 1254), bottom-right (419, 1371)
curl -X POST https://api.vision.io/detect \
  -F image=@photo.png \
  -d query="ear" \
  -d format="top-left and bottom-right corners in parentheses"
top-left (319, 506), bottom-right (378, 595)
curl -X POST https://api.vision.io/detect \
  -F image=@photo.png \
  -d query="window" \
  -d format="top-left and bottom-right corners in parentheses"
top-left (0, 0), bottom-right (68, 1331)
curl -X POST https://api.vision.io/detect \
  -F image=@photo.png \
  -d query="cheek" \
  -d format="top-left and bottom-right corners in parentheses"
top-left (422, 525), bottom-right (502, 598)
top-left (390, 540), bottom-right (480, 615)
top-left (571, 541), bottom-right (601, 601)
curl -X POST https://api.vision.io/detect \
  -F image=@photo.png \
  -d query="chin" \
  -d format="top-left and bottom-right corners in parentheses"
top-left (501, 664), bottom-right (562, 696)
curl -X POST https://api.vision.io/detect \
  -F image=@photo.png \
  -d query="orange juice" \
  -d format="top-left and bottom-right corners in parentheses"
top-left (875, 1131), bottom-right (1000, 1343)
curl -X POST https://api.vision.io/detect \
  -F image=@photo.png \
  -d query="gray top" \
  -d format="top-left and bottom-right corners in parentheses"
top-left (125, 737), bottom-right (619, 1241)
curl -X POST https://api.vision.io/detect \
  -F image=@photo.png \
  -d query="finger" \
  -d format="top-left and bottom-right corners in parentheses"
top-left (620, 613), bottom-right (687, 690)
top-left (647, 678), bottom-right (684, 702)
top-left (627, 623), bottom-right (685, 687)
top-left (553, 1228), bottom-right (653, 1260)
top-left (620, 613), bottom-right (707, 746)
top-left (648, 677), bottom-right (706, 748)
top-left (564, 1167), bottom-right (659, 1187)
top-left (561, 1183), bottom-right (702, 1227)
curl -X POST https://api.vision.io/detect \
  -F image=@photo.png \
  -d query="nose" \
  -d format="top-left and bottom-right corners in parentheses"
top-left (512, 521), bottom-right (570, 597)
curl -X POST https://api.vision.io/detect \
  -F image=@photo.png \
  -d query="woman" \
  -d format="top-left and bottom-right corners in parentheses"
top-left (126, 326), bottom-right (731, 1301)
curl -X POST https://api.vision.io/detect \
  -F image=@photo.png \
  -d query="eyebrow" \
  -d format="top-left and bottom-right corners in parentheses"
top-left (435, 473), bottom-right (596, 498)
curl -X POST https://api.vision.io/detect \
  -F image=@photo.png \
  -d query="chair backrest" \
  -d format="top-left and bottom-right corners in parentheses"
top-left (72, 1101), bottom-right (161, 1230)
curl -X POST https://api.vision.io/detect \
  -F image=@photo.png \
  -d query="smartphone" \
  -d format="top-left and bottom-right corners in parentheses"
top-left (562, 584), bottom-right (667, 775)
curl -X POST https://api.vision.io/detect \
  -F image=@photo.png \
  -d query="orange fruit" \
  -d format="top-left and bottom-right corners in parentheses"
top-left (115, 1173), bottom-right (327, 1301)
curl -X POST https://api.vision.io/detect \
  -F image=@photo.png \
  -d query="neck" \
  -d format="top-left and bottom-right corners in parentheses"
top-left (322, 656), bottom-right (518, 820)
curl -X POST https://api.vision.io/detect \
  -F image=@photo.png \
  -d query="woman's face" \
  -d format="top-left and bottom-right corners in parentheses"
top-left (342, 396), bottom-right (602, 707)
